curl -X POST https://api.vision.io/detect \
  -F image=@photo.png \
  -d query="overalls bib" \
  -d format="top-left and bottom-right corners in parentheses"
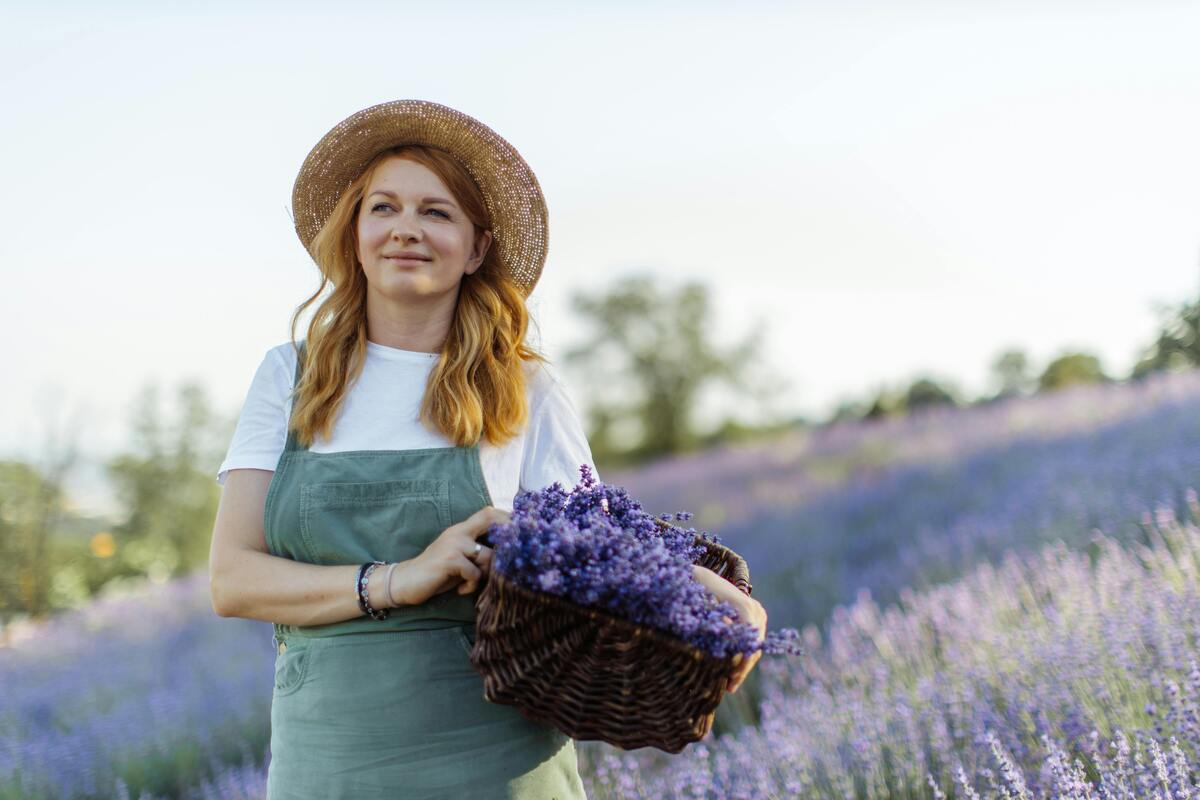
top-left (263, 344), bottom-right (586, 800)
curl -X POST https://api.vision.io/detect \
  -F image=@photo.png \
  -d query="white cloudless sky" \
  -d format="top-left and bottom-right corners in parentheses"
top-left (3, 0), bottom-right (1199, 513)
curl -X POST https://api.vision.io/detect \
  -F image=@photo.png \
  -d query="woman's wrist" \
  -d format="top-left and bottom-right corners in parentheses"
top-left (384, 562), bottom-right (402, 607)
top-left (367, 563), bottom-right (395, 610)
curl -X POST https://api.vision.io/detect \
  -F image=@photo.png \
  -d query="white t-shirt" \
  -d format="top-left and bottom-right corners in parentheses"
top-left (216, 340), bottom-right (599, 511)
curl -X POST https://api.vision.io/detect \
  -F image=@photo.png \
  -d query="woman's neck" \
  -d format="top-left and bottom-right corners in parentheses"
top-left (364, 290), bottom-right (455, 354)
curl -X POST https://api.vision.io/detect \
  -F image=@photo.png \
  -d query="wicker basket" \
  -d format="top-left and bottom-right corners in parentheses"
top-left (467, 517), bottom-right (753, 753)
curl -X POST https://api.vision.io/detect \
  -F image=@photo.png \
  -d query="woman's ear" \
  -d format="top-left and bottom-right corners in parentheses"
top-left (466, 229), bottom-right (493, 275)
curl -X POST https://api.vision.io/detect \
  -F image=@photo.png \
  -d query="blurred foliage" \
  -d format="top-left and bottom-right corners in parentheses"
top-left (563, 274), bottom-right (790, 467)
top-left (0, 382), bottom-right (232, 626)
top-left (821, 276), bottom-right (1200, 425)
top-left (1037, 351), bottom-right (1110, 392)
top-left (1133, 288), bottom-right (1200, 378)
top-left (836, 342), bottom-right (1131, 425)
top-left (0, 458), bottom-right (69, 619)
top-left (990, 347), bottom-right (1035, 398)
top-left (693, 416), bottom-right (808, 449)
top-left (828, 398), bottom-right (868, 423)
top-left (106, 383), bottom-right (230, 578)
top-left (863, 386), bottom-right (900, 420)
top-left (904, 376), bottom-right (960, 411)
top-left (862, 376), bottom-right (959, 420)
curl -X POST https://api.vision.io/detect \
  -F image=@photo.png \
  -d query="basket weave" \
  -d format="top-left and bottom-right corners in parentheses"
top-left (467, 518), bottom-right (753, 753)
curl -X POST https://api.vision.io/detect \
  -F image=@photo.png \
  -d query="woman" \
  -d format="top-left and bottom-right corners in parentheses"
top-left (209, 99), bottom-right (766, 799)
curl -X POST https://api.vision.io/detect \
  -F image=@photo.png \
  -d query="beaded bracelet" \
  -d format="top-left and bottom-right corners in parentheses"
top-left (354, 561), bottom-right (372, 617)
top-left (356, 560), bottom-right (390, 621)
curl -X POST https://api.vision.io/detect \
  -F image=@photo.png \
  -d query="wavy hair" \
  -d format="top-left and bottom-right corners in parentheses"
top-left (286, 145), bottom-right (547, 449)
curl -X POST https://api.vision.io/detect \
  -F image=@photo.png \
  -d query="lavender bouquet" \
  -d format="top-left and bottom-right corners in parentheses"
top-left (487, 465), bottom-right (803, 661)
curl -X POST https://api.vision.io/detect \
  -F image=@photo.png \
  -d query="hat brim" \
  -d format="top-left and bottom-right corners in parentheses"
top-left (291, 99), bottom-right (548, 296)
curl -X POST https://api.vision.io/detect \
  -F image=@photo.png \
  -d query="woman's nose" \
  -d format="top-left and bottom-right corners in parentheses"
top-left (391, 214), bottom-right (421, 241)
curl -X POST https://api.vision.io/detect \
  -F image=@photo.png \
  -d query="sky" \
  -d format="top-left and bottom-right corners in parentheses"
top-left (3, 1), bottom-right (1199, 514)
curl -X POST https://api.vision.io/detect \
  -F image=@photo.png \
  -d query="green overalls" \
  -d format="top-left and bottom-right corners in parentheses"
top-left (263, 343), bottom-right (587, 799)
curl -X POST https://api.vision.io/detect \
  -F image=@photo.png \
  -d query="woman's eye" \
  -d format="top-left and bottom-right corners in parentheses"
top-left (370, 203), bottom-right (448, 218)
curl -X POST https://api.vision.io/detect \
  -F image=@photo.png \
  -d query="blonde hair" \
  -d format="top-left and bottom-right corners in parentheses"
top-left (287, 145), bottom-right (547, 449)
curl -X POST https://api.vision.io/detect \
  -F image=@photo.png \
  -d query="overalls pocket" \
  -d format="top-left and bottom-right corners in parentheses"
top-left (456, 625), bottom-right (477, 658)
top-left (299, 479), bottom-right (451, 565)
top-left (273, 639), bottom-right (315, 697)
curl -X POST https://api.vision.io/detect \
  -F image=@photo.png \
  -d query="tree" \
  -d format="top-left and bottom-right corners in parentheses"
top-left (1038, 352), bottom-right (1109, 392)
top-left (857, 378), bottom-right (956, 420)
top-left (106, 382), bottom-right (231, 580)
top-left (0, 461), bottom-right (64, 620)
top-left (989, 348), bottom-right (1034, 397)
top-left (904, 377), bottom-right (958, 411)
top-left (1132, 289), bottom-right (1200, 378)
top-left (562, 274), bottom-right (786, 463)
top-left (0, 404), bottom-right (81, 622)
top-left (863, 387), bottom-right (899, 420)
top-left (827, 399), bottom-right (866, 425)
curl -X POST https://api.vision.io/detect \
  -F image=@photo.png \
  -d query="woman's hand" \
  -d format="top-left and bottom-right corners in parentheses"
top-left (390, 507), bottom-right (509, 606)
top-left (691, 565), bottom-right (767, 694)
top-left (723, 591), bottom-right (767, 693)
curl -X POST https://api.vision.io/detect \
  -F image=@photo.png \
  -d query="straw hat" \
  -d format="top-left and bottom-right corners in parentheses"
top-left (291, 99), bottom-right (548, 296)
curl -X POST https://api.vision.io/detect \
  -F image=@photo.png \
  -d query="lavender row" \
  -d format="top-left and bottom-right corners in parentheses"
top-left (572, 497), bottom-right (1200, 798)
top-left (0, 575), bottom-right (274, 799)
top-left (611, 369), bottom-right (1200, 633)
top-left (617, 369), bottom-right (1200, 522)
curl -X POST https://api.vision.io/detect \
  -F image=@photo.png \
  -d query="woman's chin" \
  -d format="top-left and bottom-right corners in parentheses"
top-left (374, 278), bottom-right (457, 303)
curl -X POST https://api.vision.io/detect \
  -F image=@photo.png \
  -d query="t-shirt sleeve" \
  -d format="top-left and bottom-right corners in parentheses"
top-left (519, 368), bottom-right (600, 493)
top-left (216, 346), bottom-right (293, 486)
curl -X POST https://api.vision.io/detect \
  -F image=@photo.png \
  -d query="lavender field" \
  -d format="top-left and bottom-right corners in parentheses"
top-left (5, 370), bottom-right (1200, 799)
top-left (610, 369), bottom-right (1200, 633)
top-left (578, 499), bottom-right (1200, 797)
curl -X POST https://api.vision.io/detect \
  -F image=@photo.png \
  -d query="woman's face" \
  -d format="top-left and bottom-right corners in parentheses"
top-left (355, 156), bottom-right (491, 304)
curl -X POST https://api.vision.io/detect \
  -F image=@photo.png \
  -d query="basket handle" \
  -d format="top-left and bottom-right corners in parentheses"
top-left (653, 517), bottom-right (754, 596)
top-left (710, 549), bottom-right (752, 596)
top-left (724, 554), bottom-right (753, 596)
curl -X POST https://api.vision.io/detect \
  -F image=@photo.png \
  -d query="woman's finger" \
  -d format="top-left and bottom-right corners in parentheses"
top-left (460, 557), bottom-right (482, 582)
top-left (727, 652), bottom-right (743, 692)
top-left (456, 545), bottom-right (494, 594)
top-left (470, 545), bottom-right (493, 571)
top-left (730, 648), bottom-right (764, 692)
top-left (470, 552), bottom-right (492, 584)
top-left (470, 506), bottom-right (511, 535)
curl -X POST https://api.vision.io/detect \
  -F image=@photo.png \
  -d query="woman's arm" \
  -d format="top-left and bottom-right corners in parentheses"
top-left (209, 469), bottom-right (399, 626)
